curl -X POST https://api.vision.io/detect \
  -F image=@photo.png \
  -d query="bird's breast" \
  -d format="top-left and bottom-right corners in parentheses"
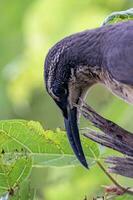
top-left (71, 65), bottom-right (101, 86)
top-left (101, 70), bottom-right (133, 104)
top-left (68, 65), bottom-right (100, 108)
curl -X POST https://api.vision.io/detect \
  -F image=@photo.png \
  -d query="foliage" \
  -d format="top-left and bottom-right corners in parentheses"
top-left (0, 0), bottom-right (133, 199)
top-left (0, 120), bottom-right (99, 199)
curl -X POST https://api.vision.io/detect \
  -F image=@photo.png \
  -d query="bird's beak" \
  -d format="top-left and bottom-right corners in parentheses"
top-left (55, 98), bottom-right (88, 169)
top-left (64, 104), bottom-right (88, 169)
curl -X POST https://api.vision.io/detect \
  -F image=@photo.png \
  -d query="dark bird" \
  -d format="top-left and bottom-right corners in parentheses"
top-left (44, 21), bottom-right (133, 169)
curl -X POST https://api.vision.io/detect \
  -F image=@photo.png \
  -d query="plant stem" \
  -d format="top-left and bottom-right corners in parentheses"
top-left (96, 160), bottom-right (133, 196)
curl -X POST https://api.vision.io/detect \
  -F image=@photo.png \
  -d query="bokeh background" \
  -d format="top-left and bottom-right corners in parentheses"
top-left (1, 0), bottom-right (133, 199)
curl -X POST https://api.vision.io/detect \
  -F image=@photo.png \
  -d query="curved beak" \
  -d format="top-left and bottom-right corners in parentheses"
top-left (55, 98), bottom-right (88, 169)
top-left (64, 104), bottom-right (88, 169)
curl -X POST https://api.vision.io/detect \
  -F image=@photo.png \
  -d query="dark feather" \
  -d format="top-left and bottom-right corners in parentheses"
top-left (102, 21), bottom-right (133, 85)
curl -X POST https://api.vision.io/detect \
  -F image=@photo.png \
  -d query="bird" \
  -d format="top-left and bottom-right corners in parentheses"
top-left (44, 20), bottom-right (133, 169)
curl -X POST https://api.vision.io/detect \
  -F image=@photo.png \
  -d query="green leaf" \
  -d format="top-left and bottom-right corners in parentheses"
top-left (0, 120), bottom-right (99, 198)
top-left (0, 120), bottom-right (99, 167)
top-left (102, 8), bottom-right (133, 26)
top-left (10, 179), bottom-right (35, 200)
top-left (0, 155), bottom-right (32, 197)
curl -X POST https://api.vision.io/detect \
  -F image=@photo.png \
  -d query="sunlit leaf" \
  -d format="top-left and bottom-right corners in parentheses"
top-left (0, 155), bottom-right (32, 197)
top-left (10, 179), bottom-right (35, 200)
top-left (0, 120), bottom-right (99, 168)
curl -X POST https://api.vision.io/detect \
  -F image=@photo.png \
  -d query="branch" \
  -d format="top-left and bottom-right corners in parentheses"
top-left (106, 156), bottom-right (133, 178)
top-left (76, 101), bottom-right (133, 180)
top-left (77, 101), bottom-right (133, 157)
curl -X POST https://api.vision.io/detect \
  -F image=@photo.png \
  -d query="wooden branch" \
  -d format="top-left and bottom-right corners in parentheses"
top-left (76, 101), bottom-right (133, 179)
top-left (106, 157), bottom-right (133, 178)
top-left (78, 102), bottom-right (133, 157)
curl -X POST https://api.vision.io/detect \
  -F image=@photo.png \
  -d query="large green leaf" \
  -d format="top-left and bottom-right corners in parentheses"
top-left (0, 120), bottom-right (99, 168)
top-left (0, 120), bottom-right (99, 198)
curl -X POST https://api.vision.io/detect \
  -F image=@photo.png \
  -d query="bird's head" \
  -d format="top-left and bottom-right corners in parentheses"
top-left (44, 42), bottom-right (89, 168)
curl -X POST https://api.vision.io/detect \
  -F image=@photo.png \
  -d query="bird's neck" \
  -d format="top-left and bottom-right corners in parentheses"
top-left (77, 30), bottom-right (102, 67)
top-left (63, 29), bottom-right (102, 69)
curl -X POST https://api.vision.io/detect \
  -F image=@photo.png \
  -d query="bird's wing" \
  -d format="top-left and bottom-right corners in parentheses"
top-left (105, 34), bottom-right (133, 85)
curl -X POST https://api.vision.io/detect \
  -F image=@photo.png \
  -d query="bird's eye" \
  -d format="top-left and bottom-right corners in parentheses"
top-left (60, 88), bottom-right (67, 95)
top-left (53, 85), bottom-right (67, 99)
top-left (57, 88), bottom-right (66, 96)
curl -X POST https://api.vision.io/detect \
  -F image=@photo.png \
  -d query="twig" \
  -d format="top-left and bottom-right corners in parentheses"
top-left (76, 101), bottom-right (133, 156)
top-left (96, 160), bottom-right (133, 195)
top-left (97, 161), bottom-right (123, 189)
top-left (75, 101), bottom-right (133, 195)
top-left (106, 156), bottom-right (133, 178)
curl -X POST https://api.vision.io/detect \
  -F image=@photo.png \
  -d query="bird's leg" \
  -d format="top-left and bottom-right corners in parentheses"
top-left (77, 87), bottom-right (89, 123)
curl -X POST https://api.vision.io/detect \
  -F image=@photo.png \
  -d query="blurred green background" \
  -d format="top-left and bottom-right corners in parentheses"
top-left (1, 0), bottom-right (133, 199)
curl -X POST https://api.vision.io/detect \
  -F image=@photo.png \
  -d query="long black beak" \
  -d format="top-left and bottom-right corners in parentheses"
top-left (55, 99), bottom-right (88, 168)
top-left (64, 104), bottom-right (88, 169)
